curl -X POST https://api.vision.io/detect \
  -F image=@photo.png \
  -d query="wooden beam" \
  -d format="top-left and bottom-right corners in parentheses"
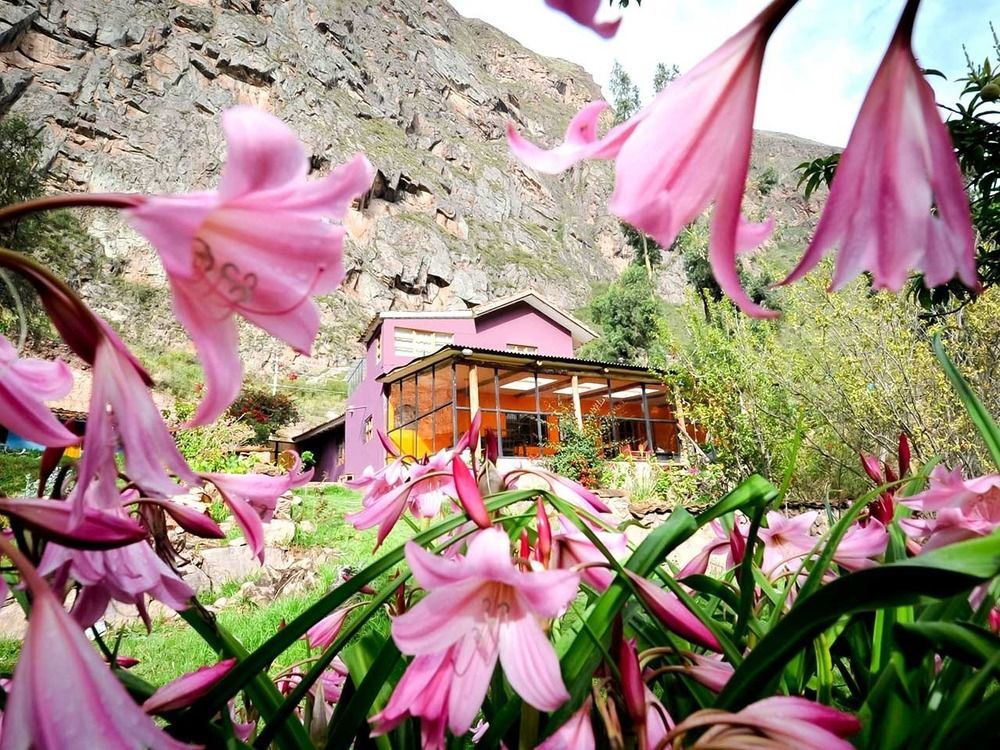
top-left (468, 364), bottom-right (481, 454)
top-left (571, 375), bottom-right (584, 429)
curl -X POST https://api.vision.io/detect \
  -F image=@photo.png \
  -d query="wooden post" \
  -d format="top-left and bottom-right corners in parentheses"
top-left (571, 375), bottom-right (584, 429)
top-left (468, 364), bottom-right (481, 455)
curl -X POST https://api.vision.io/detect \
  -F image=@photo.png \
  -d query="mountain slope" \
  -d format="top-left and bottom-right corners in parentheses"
top-left (0, 0), bottom-right (835, 381)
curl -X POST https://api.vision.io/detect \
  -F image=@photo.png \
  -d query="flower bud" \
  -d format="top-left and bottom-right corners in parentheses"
top-left (897, 432), bottom-right (911, 477)
top-left (618, 637), bottom-right (646, 729)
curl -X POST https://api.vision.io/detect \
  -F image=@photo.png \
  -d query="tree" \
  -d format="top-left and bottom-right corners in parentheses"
top-left (578, 265), bottom-right (666, 365)
top-left (653, 62), bottom-right (680, 92)
top-left (227, 386), bottom-right (300, 444)
top-left (0, 117), bottom-right (105, 344)
top-left (608, 60), bottom-right (640, 123)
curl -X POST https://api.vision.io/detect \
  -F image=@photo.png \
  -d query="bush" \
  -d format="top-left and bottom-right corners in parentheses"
top-left (653, 462), bottom-right (730, 508)
top-left (174, 403), bottom-right (256, 474)
top-left (227, 387), bottom-right (300, 444)
top-left (545, 415), bottom-right (609, 488)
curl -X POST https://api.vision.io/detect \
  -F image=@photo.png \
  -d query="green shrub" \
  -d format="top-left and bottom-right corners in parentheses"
top-left (227, 387), bottom-right (300, 444)
top-left (545, 415), bottom-right (610, 488)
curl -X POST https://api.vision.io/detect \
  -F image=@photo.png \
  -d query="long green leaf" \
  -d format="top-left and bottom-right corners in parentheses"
top-left (325, 635), bottom-right (402, 750)
top-left (716, 531), bottom-right (1000, 709)
top-left (896, 620), bottom-right (1000, 668)
top-left (933, 334), bottom-right (1000, 469)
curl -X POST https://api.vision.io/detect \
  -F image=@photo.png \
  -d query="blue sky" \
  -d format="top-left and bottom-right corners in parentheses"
top-left (448, 0), bottom-right (998, 146)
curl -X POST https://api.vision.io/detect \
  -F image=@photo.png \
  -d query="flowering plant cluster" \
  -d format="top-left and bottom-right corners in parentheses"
top-left (0, 1), bottom-right (996, 748)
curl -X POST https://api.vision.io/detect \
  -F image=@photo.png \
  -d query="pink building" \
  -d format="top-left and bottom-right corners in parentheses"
top-left (293, 292), bottom-right (682, 481)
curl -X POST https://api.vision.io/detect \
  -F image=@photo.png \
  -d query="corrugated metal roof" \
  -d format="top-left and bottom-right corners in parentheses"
top-left (378, 345), bottom-right (666, 384)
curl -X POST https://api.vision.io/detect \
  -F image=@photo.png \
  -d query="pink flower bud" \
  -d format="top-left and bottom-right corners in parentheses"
top-left (618, 637), bottom-right (646, 729)
top-left (452, 455), bottom-right (491, 529)
top-left (535, 499), bottom-right (552, 566)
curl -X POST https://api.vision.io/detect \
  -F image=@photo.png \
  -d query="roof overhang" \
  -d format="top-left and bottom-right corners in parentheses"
top-left (292, 413), bottom-right (346, 442)
top-left (378, 346), bottom-right (666, 386)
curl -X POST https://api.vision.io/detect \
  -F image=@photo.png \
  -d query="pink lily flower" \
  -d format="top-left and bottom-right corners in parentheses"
top-left (0, 334), bottom-right (77, 447)
top-left (406, 449), bottom-right (459, 519)
top-left (508, 0), bottom-right (797, 317)
top-left (371, 646), bottom-right (467, 750)
top-left (71, 326), bottom-right (197, 519)
top-left (903, 465), bottom-right (1000, 512)
top-left (783, 0), bottom-right (976, 295)
top-left (380, 529), bottom-right (580, 742)
top-left (346, 451), bottom-right (456, 548)
top-left (833, 520), bottom-right (889, 570)
top-left (0, 498), bottom-right (147, 550)
top-left (551, 517), bottom-right (628, 591)
top-left (644, 685), bottom-right (674, 750)
top-left (667, 695), bottom-right (860, 750)
top-left (349, 456), bottom-right (409, 508)
top-left (544, 0), bottom-right (620, 38)
top-left (678, 518), bottom-right (747, 578)
top-left (1, 583), bottom-right (194, 749)
top-left (201, 453), bottom-right (313, 562)
top-left (132, 497), bottom-right (226, 539)
top-left (758, 510), bottom-right (818, 577)
top-left (503, 467), bottom-right (613, 517)
top-left (38, 528), bottom-right (195, 628)
top-left (306, 606), bottom-right (351, 651)
top-left (320, 659), bottom-right (349, 704)
top-left (625, 570), bottom-right (721, 652)
top-left (676, 653), bottom-right (734, 693)
top-left (143, 658), bottom-right (237, 714)
top-left (125, 106), bottom-right (374, 425)
top-left (537, 698), bottom-right (595, 750)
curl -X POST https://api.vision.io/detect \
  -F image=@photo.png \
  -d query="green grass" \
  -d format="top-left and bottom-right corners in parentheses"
top-left (0, 483), bottom-right (413, 687)
top-left (0, 450), bottom-right (42, 496)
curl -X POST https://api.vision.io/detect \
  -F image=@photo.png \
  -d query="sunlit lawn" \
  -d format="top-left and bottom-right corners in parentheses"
top-left (0, 483), bottom-right (412, 687)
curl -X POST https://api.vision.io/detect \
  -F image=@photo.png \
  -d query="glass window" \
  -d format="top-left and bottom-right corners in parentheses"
top-left (416, 369), bottom-right (434, 418)
top-left (455, 364), bottom-right (471, 407)
top-left (416, 415), bottom-right (435, 458)
top-left (399, 376), bottom-right (417, 427)
top-left (433, 406), bottom-right (454, 453)
top-left (502, 412), bottom-right (542, 458)
top-left (497, 369), bottom-right (539, 414)
top-left (476, 367), bottom-right (497, 410)
top-left (433, 363), bottom-right (452, 411)
top-left (652, 421), bottom-right (679, 455)
top-left (394, 327), bottom-right (454, 357)
top-left (363, 415), bottom-right (373, 442)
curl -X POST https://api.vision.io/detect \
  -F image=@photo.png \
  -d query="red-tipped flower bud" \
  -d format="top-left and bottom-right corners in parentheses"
top-left (484, 428), bottom-right (499, 464)
top-left (897, 433), bottom-right (911, 477)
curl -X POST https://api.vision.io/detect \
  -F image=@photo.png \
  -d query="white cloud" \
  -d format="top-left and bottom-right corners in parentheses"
top-left (448, 0), bottom-right (997, 147)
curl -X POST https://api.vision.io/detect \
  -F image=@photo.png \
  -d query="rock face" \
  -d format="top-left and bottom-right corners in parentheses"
top-left (0, 0), bottom-right (835, 372)
top-left (0, 0), bottom-right (627, 361)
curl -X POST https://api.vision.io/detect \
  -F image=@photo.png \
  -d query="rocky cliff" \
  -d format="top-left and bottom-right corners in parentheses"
top-left (0, 0), bottom-right (834, 377)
